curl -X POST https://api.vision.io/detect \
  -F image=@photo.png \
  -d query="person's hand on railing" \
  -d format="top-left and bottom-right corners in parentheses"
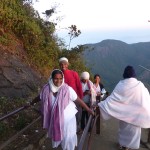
top-left (91, 104), bottom-right (97, 111)
top-left (83, 90), bottom-right (91, 96)
top-left (87, 107), bottom-right (95, 116)
top-left (28, 95), bottom-right (41, 106)
top-left (24, 101), bottom-right (32, 109)
top-left (24, 95), bottom-right (40, 109)
top-left (96, 92), bottom-right (101, 96)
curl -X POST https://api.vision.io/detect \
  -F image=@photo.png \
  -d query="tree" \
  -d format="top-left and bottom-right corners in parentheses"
top-left (42, 8), bottom-right (55, 20)
top-left (68, 25), bottom-right (81, 50)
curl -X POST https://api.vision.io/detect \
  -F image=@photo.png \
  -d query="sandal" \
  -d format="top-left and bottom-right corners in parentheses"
top-left (77, 129), bottom-right (83, 134)
top-left (119, 145), bottom-right (130, 150)
top-left (119, 146), bottom-right (124, 149)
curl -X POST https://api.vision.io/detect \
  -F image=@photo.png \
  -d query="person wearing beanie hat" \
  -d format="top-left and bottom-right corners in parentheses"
top-left (59, 57), bottom-right (68, 63)
top-left (98, 65), bottom-right (150, 150)
top-left (80, 71), bottom-right (96, 133)
top-left (81, 71), bottom-right (90, 80)
top-left (59, 57), bottom-right (83, 99)
top-left (123, 65), bottom-right (136, 79)
top-left (59, 57), bottom-right (83, 132)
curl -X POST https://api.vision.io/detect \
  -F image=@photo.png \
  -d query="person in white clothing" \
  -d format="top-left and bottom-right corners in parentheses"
top-left (93, 74), bottom-right (107, 101)
top-left (80, 71), bottom-right (96, 132)
top-left (98, 66), bottom-right (150, 150)
top-left (30, 69), bottom-right (94, 150)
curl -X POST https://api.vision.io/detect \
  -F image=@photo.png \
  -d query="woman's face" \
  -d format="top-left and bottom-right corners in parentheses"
top-left (53, 73), bottom-right (63, 87)
top-left (94, 76), bottom-right (100, 83)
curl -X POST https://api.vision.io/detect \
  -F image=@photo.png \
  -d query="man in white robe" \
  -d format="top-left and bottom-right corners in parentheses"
top-left (80, 71), bottom-right (96, 131)
top-left (98, 66), bottom-right (150, 150)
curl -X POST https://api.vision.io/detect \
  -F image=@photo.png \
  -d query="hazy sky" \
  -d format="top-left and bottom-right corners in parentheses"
top-left (33, 0), bottom-right (150, 47)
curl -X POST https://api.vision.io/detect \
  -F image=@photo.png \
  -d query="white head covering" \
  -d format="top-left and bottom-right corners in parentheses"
top-left (59, 57), bottom-right (68, 63)
top-left (81, 71), bottom-right (90, 80)
top-left (48, 69), bottom-right (64, 93)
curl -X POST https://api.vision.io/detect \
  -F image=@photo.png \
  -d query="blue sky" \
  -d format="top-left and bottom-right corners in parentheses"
top-left (33, 0), bottom-right (150, 47)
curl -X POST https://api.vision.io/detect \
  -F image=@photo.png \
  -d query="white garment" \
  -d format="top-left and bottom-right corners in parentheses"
top-left (98, 78), bottom-right (150, 150)
top-left (118, 121), bottom-right (141, 149)
top-left (81, 80), bottom-right (92, 103)
top-left (81, 80), bottom-right (96, 105)
top-left (99, 78), bottom-right (150, 128)
top-left (99, 109), bottom-right (141, 149)
top-left (94, 84), bottom-right (101, 93)
top-left (52, 87), bottom-right (78, 150)
top-left (93, 84), bottom-right (106, 98)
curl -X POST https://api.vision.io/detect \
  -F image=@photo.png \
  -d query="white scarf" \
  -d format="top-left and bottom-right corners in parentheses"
top-left (48, 70), bottom-right (64, 93)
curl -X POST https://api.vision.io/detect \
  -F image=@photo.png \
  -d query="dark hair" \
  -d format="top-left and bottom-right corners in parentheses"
top-left (94, 74), bottom-right (101, 79)
top-left (123, 66), bottom-right (136, 79)
top-left (51, 69), bottom-right (63, 79)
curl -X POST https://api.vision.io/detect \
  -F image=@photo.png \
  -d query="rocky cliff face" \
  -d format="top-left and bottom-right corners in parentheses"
top-left (0, 45), bottom-right (44, 98)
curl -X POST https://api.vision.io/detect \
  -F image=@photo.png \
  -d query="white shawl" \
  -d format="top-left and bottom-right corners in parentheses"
top-left (98, 78), bottom-right (150, 128)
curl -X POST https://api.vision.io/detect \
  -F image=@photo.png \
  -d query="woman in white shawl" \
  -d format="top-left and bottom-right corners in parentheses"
top-left (98, 66), bottom-right (150, 150)
top-left (31, 69), bottom-right (94, 150)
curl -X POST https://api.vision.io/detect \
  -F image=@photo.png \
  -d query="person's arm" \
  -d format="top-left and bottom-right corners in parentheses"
top-left (75, 97), bottom-right (94, 115)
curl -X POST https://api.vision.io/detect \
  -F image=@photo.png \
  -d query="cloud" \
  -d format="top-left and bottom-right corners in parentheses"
top-left (33, 0), bottom-right (150, 47)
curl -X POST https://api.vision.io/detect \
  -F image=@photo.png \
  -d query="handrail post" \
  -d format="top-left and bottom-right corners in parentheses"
top-left (96, 106), bottom-right (100, 134)
top-left (147, 129), bottom-right (150, 143)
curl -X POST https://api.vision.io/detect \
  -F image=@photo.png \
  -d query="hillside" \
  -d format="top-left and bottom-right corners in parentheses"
top-left (82, 39), bottom-right (150, 92)
top-left (0, 1), bottom-right (150, 97)
top-left (0, 43), bottom-right (45, 98)
top-left (0, 0), bottom-right (88, 98)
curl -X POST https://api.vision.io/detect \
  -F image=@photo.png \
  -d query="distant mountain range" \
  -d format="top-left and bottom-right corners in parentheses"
top-left (81, 39), bottom-right (150, 92)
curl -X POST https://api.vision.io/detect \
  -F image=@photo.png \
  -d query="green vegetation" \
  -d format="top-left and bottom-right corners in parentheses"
top-left (0, 97), bottom-right (39, 139)
top-left (0, 1), bottom-right (90, 140)
top-left (0, 97), bottom-right (26, 114)
top-left (0, 0), bottom-right (89, 77)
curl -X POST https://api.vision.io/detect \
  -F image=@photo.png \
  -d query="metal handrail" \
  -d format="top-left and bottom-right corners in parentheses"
top-left (1, 100), bottom-right (100, 150)
top-left (77, 115), bottom-right (93, 150)
top-left (78, 115), bottom-right (92, 150)
top-left (0, 116), bottom-right (41, 150)
top-left (0, 106), bottom-right (29, 121)
top-left (87, 114), bottom-right (100, 150)
top-left (0, 101), bottom-right (41, 149)
top-left (77, 106), bottom-right (100, 150)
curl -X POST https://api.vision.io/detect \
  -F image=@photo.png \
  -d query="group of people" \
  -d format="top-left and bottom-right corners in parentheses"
top-left (31, 57), bottom-right (150, 150)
